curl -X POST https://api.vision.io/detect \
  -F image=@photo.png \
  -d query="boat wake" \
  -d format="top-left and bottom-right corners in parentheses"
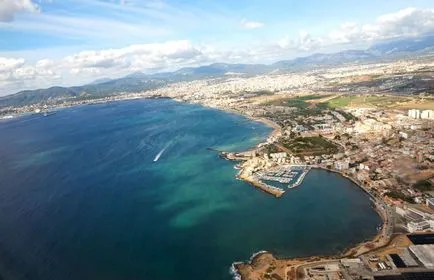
top-left (153, 142), bottom-right (171, 162)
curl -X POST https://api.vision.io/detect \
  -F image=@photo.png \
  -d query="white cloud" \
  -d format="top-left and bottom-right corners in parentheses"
top-left (0, 0), bottom-right (39, 22)
top-left (0, 56), bottom-right (58, 95)
top-left (35, 59), bottom-right (55, 69)
top-left (0, 57), bottom-right (25, 73)
top-left (1, 7), bottom-right (434, 96)
top-left (328, 7), bottom-right (434, 44)
top-left (64, 40), bottom-right (204, 73)
top-left (272, 31), bottom-right (324, 53)
top-left (240, 19), bottom-right (264, 29)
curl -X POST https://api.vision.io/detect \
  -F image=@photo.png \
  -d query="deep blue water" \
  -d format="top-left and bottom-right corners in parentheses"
top-left (0, 99), bottom-right (381, 280)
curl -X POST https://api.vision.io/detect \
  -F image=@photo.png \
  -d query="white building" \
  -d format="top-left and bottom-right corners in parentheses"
top-left (270, 153), bottom-right (287, 164)
top-left (408, 109), bottom-right (421, 119)
top-left (399, 131), bottom-right (409, 139)
top-left (335, 160), bottom-right (350, 170)
top-left (407, 221), bottom-right (431, 232)
top-left (270, 152), bottom-right (287, 159)
top-left (421, 110), bottom-right (434, 120)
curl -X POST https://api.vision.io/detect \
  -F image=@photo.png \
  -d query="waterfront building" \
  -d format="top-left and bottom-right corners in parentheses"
top-left (407, 221), bottom-right (431, 233)
top-left (334, 160), bottom-right (350, 170)
top-left (359, 163), bottom-right (370, 171)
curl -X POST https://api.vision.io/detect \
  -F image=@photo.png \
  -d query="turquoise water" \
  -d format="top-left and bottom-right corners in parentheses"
top-left (0, 99), bottom-right (381, 280)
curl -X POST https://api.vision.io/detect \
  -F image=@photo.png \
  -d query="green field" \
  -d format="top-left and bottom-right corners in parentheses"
top-left (320, 94), bottom-right (411, 109)
top-left (265, 94), bottom-right (332, 109)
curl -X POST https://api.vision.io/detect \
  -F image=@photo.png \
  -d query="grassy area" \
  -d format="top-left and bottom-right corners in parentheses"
top-left (279, 136), bottom-right (340, 156)
top-left (392, 99), bottom-right (434, 110)
top-left (296, 94), bottom-right (333, 101)
top-left (319, 94), bottom-right (430, 109)
top-left (325, 94), bottom-right (411, 109)
top-left (264, 94), bottom-right (332, 108)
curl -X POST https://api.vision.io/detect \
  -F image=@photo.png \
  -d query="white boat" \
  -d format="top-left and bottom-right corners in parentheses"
top-left (153, 144), bottom-right (169, 162)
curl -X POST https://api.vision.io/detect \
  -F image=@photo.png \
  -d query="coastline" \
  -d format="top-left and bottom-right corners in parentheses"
top-left (213, 114), bottom-right (390, 279)
top-left (216, 106), bottom-right (282, 139)
top-left (3, 96), bottom-right (389, 280)
top-left (312, 167), bottom-right (391, 257)
top-left (231, 166), bottom-right (390, 280)
top-left (208, 105), bottom-right (390, 279)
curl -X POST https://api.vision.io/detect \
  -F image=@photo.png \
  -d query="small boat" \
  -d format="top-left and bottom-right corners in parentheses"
top-left (43, 111), bottom-right (56, 117)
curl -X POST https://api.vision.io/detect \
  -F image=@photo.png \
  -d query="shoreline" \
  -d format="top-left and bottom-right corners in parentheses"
top-left (312, 167), bottom-right (390, 257)
top-left (231, 166), bottom-right (390, 280)
top-left (3, 96), bottom-right (390, 279)
top-left (214, 106), bottom-right (390, 279)
top-left (214, 117), bottom-right (390, 278)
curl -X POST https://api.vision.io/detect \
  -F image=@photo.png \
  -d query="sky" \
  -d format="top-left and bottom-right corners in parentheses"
top-left (0, 0), bottom-right (433, 96)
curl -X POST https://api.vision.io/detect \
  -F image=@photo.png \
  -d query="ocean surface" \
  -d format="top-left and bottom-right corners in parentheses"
top-left (0, 99), bottom-right (381, 280)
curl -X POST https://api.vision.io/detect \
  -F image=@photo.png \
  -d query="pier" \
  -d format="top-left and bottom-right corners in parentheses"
top-left (238, 172), bottom-right (285, 198)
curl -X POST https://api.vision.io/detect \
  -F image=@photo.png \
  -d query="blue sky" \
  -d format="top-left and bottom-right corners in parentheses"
top-left (0, 0), bottom-right (433, 95)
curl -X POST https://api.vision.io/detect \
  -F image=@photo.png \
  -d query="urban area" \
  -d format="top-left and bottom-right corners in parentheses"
top-left (1, 52), bottom-right (434, 280)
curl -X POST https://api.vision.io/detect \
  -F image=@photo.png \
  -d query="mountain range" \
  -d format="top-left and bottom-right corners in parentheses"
top-left (1, 35), bottom-right (433, 108)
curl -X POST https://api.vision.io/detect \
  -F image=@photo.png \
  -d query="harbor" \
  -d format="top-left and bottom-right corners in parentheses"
top-left (254, 165), bottom-right (311, 190)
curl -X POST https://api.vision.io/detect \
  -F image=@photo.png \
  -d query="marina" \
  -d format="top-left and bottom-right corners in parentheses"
top-left (255, 165), bottom-right (311, 190)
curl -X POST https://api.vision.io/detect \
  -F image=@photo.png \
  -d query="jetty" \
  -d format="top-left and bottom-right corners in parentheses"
top-left (238, 171), bottom-right (285, 198)
top-left (288, 165), bottom-right (311, 189)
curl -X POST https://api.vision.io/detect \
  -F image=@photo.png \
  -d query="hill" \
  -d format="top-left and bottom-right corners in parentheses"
top-left (1, 35), bottom-right (433, 108)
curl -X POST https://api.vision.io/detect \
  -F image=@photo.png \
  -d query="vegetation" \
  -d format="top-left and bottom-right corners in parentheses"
top-left (413, 180), bottom-right (434, 192)
top-left (386, 191), bottom-right (414, 203)
top-left (264, 144), bottom-right (281, 154)
top-left (321, 94), bottom-right (410, 109)
top-left (279, 136), bottom-right (340, 156)
top-left (265, 94), bottom-right (332, 109)
top-left (296, 94), bottom-right (332, 100)
top-left (338, 110), bottom-right (357, 121)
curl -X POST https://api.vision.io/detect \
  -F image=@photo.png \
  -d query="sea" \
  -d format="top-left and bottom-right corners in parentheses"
top-left (0, 99), bottom-right (381, 280)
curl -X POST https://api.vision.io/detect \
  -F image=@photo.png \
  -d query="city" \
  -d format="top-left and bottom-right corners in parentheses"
top-left (1, 48), bottom-right (433, 280)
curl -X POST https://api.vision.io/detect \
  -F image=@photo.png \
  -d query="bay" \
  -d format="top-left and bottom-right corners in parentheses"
top-left (0, 99), bottom-right (381, 280)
